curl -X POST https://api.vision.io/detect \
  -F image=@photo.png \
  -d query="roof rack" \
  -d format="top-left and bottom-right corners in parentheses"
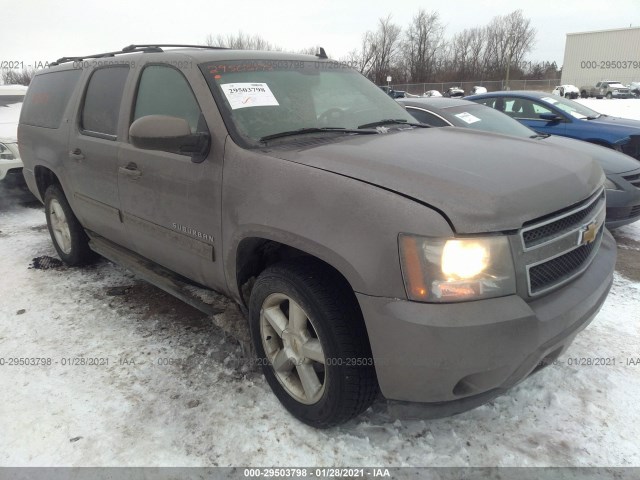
top-left (50, 44), bottom-right (229, 66)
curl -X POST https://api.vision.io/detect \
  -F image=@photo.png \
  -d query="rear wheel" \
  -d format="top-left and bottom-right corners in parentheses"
top-left (44, 185), bottom-right (95, 266)
top-left (249, 260), bottom-right (378, 428)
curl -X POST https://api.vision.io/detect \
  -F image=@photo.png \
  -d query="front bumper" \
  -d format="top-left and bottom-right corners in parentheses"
top-left (605, 177), bottom-right (640, 229)
top-left (357, 229), bottom-right (616, 406)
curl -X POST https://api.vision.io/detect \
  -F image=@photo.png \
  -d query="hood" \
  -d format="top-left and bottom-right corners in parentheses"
top-left (542, 135), bottom-right (640, 174)
top-left (590, 115), bottom-right (640, 133)
top-left (265, 127), bottom-right (604, 233)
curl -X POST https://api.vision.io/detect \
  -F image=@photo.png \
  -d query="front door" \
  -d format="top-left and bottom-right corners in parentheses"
top-left (117, 64), bottom-right (225, 289)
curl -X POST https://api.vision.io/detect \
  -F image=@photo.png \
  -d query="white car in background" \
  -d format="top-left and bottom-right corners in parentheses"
top-left (422, 89), bottom-right (442, 97)
top-left (552, 84), bottom-right (580, 99)
top-left (0, 85), bottom-right (27, 182)
top-left (470, 86), bottom-right (488, 95)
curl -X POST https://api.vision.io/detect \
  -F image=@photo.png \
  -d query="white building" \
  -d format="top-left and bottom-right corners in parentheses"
top-left (560, 27), bottom-right (640, 87)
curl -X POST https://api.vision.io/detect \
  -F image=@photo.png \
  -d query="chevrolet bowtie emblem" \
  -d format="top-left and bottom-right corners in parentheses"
top-left (579, 221), bottom-right (599, 245)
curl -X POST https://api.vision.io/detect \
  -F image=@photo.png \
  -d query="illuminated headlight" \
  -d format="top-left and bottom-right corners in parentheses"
top-left (399, 234), bottom-right (516, 302)
top-left (0, 142), bottom-right (16, 161)
top-left (604, 178), bottom-right (620, 190)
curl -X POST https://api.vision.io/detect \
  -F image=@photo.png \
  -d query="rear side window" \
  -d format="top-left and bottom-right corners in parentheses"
top-left (81, 66), bottom-right (130, 137)
top-left (133, 66), bottom-right (202, 132)
top-left (20, 70), bottom-right (81, 129)
top-left (406, 107), bottom-right (450, 127)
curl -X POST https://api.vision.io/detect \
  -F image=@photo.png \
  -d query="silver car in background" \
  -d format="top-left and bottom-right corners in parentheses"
top-left (0, 85), bottom-right (27, 182)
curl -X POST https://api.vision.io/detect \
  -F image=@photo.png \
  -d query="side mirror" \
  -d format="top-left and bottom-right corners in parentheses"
top-left (129, 115), bottom-right (210, 163)
top-left (539, 113), bottom-right (563, 123)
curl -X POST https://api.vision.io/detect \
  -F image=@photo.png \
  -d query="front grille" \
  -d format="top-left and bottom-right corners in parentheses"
top-left (528, 238), bottom-right (599, 294)
top-left (521, 190), bottom-right (603, 249)
top-left (631, 205), bottom-right (640, 217)
top-left (519, 187), bottom-right (605, 297)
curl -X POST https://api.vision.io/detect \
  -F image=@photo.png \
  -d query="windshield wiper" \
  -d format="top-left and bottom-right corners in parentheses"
top-left (586, 115), bottom-right (601, 120)
top-left (530, 133), bottom-right (550, 138)
top-left (259, 127), bottom-right (377, 142)
top-left (357, 119), bottom-right (429, 129)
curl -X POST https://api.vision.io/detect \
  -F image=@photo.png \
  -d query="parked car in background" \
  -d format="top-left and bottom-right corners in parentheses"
top-left (0, 85), bottom-right (27, 183)
top-left (18, 45), bottom-right (614, 427)
top-left (423, 89), bottom-right (442, 97)
top-left (379, 85), bottom-right (406, 98)
top-left (552, 84), bottom-right (580, 99)
top-left (469, 86), bottom-right (487, 95)
top-left (580, 81), bottom-right (633, 99)
top-left (628, 82), bottom-right (640, 97)
top-left (443, 86), bottom-right (464, 97)
top-left (467, 91), bottom-right (640, 162)
top-left (399, 97), bottom-right (640, 228)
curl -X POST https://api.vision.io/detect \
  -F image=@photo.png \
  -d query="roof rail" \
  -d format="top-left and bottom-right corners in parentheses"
top-left (50, 44), bottom-right (228, 66)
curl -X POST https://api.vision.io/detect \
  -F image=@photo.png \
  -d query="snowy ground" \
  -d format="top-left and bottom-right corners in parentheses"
top-left (1, 102), bottom-right (640, 468)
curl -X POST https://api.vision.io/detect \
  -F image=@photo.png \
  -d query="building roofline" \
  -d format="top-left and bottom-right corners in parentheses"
top-left (566, 26), bottom-right (640, 36)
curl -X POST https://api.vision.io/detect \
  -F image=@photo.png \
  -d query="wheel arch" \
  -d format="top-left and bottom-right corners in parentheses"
top-left (234, 234), bottom-right (364, 310)
top-left (34, 165), bottom-right (62, 201)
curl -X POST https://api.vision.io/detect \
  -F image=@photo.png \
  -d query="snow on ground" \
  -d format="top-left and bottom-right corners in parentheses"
top-left (0, 181), bottom-right (639, 468)
top-left (576, 98), bottom-right (640, 121)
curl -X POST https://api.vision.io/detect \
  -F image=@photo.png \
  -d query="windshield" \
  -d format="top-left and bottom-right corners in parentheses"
top-left (442, 104), bottom-right (536, 138)
top-left (199, 60), bottom-right (416, 143)
top-left (538, 95), bottom-right (601, 119)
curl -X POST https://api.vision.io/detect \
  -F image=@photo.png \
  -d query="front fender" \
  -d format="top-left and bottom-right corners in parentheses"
top-left (221, 142), bottom-right (453, 302)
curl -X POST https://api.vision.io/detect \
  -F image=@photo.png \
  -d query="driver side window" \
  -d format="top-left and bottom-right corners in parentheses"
top-left (133, 66), bottom-right (203, 133)
top-left (504, 98), bottom-right (552, 120)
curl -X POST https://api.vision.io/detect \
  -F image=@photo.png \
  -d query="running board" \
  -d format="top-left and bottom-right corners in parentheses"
top-left (87, 232), bottom-right (229, 316)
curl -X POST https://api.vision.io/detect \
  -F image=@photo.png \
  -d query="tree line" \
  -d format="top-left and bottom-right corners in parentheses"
top-left (206, 9), bottom-right (559, 85)
top-left (345, 9), bottom-right (558, 85)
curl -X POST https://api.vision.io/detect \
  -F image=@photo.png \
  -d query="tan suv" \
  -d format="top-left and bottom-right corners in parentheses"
top-left (18, 45), bottom-right (615, 427)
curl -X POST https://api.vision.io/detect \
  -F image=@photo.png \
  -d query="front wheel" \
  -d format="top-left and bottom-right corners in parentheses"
top-left (606, 92), bottom-right (613, 99)
top-left (44, 185), bottom-right (95, 266)
top-left (249, 261), bottom-right (378, 428)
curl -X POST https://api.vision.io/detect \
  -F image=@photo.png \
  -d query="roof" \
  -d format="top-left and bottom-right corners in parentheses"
top-left (566, 26), bottom-right (640, 36)
top-left (397, 97), bottom-right (475, 109)
top-left (466, 90), bottom-right (550, 99)
top-left (45, 46), bottom-right (325, 72)
top-left (0, 85), bottom-right (28, 95)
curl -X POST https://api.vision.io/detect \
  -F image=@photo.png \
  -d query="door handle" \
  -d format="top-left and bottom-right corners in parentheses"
top-left (118, 162), bottom-right (141, 180)
top-left (69, 148), bottom-right (85, 162)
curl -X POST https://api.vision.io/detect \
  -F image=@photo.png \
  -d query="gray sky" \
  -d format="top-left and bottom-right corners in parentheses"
top-left (3, 0), bottom-right (639, 69)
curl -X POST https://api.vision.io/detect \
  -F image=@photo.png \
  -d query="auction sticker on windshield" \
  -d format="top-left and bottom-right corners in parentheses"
top-left (541, 97), bottom-right (558, 104)
top-left (455, 112), bottom-right (481, 124)
top-left (221, 83), bottom-right (279, 109)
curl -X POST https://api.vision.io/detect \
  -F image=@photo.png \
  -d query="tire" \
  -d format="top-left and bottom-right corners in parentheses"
top-left (581, 90), bottom-right (588, 98)
top-left (249, 260), bottom-right (378, 428)
top-left (44, 184), bottom-right (95, 266)
top-left (606, 92), bottom-right (612, 99)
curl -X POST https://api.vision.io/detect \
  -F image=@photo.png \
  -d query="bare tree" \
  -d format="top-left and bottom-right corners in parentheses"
top-left (362, 15), bottom-right (402, 84)
top-left (485, 10), bottom-right (536, 80)
top-left (346, 31), bottom-right (378, 77)
top-left (402, 10), bottom-right (445, 83)
top-left (1, 68), bottom-right (35, 86)
top-left (205, 32), bottom-right (281, 51)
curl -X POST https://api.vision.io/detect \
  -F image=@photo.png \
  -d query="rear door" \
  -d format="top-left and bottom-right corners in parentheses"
top-left (66, 66), bottom-right (132, 248)
top-left (117, 63), bottom-right (226, 290)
